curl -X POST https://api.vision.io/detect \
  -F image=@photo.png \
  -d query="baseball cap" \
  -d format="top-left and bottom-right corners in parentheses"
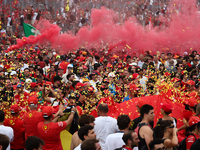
top-left (30, 82), bottom-right (38, 88)
top-left (42, 106), bottom-right (53, 118)
top-left (136, 100), bottom-right (147, 108)
top-left (75, 82), bottom-right (83, 90)
top-left (17, 82), bottom-right (24, 88)
top-left (28, 96), bottom-right (38, 106)
top-left (10, 104), bottom-right (20, 114)
top-left (58, 66), bottom-right (64, 70)
top-left (160, 103), bottom-right (173, 113)
top-left (188, 116), bottom-right (200, 127)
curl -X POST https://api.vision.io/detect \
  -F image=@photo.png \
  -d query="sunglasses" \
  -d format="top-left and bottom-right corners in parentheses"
top-left (68, 67), bottom-right (73, 69)
top-left (193, 78), bottom-right (197, 80)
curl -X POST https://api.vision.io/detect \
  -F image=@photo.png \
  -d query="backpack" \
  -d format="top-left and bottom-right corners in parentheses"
top-left (178, 133), bottom-right (197, 150)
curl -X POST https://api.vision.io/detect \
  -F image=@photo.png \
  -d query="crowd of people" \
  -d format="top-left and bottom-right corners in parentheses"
top-left (0, 41), bottom-right (199, 150)
top-left (0, 0), bottom-right (200, 150)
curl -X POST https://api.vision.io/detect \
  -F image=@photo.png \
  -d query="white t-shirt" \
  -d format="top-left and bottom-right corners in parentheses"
top-left (32, 12), bottom-right (38, 20)
top-left (7, 17), bottom-right (11, 26)
top-left (104, 132), bottom-right (124, 150)
top-left (74, 143), bottom-right (81, 150)
top-left (94, 116), bottom-right (119, 150)
top-left (139, 76), bottom-right (148, 91)
top-left (0, 125), bottom-right (14, 150)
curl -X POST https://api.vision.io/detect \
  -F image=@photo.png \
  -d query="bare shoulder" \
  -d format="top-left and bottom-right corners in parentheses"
top-left (139, 125), bottom-right (153, 138)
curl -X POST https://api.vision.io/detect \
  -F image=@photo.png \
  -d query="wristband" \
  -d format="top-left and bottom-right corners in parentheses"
top-left (71, 110), bottom-right (75, 114)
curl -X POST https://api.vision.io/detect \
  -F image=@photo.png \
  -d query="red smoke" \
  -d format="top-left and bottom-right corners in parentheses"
top-left (8, 0), bottom-right (200, 55)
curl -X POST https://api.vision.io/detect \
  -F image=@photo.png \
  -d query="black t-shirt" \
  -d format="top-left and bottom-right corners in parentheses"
top-left (190, 139), bottom-right (200, 150)
top-left (129, 116), bottom-right (154, 131)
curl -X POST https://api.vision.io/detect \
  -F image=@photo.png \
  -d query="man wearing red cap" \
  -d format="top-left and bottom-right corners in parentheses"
top-left (4, 104), bottom-right (25, 150)
top-left (185, 116), bottom-right (200, 150)
top-left (37, 106), bottom-right (77, 150)
top-left (24, 96), bottom-right (44, 140)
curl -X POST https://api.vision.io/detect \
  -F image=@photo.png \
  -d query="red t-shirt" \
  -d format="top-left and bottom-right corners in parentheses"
top-left (24, 110), bottom-right (44, 140)
top-left (186, 133), bottom-right (200, 149)
top-left (37, 121), bottom-right (67, 150)
top-left (4, 117), bottom-right (25, 149)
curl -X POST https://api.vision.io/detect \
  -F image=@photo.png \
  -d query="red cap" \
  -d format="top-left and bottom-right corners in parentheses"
top-left (181, 70), bottom-right (188, 75)
top-left (132, 73), bottom-right (139, 79)
top-left (28, 96), bottom-right (38, 105)
top-left (136, 100), bottom-right (147, 108)
top-left (82, 65), bottom-right (87, 69)
top-left (30, 82), bottom-right (38, 88)
top-left (58, 66), bottom-right (64, 70)
top-left (42, 106), bottom-right (53, 118)
top-left (10, 104), bottom-right (20, 114)
top-left (75, 82), bottom-right (83, 90)
top-left (107, 63), bottom-right (113, 68)
top-left (188, 116), bottom-right (200, 126)
top-left (187, 97), bottom-right (198, 107)
top-left (160, 103), bottom-right (173, 113)
top-left (187, 80), bottom-right (195, 86)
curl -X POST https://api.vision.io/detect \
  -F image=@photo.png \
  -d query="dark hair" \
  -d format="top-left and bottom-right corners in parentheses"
top-left (24, 68), bottom-right (30, 71)
top-left (67, 73), bottom-right (74, 80)
top-left (81, 139), bottom-right (99, 150)
top-left (0, 110), bottom-right (5, 122)
top-left (94, 63), bottom-right (100, 70)
top-left (140, 104), bottom-right (154, 118)
top-left (149, 139), bottom-right (164, 150)
top-left (159, 120), bottom-right (173, 138)
top-left (122, 130), bottom-right (134, 145)
top-left (78, 125), bottom-right (94, 141)
top-left (98, 103), bottom-right (109, 113)
top-left (44, 59), bottom-right (49, 65)
top-left (37, 75), bottom-right (43, 79)
top-left (25, 136), bottom-right (45, 150)
top-left (78, 114), bottom-right (95, 127)
top-left (38, 68), bottom-right (43, 75)
top-left (0, 134), bottom-right (9, 150)
top-left (117, 114), bottom-right (131, 130)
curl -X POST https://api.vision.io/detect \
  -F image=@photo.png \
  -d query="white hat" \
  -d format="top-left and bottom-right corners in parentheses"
top-left (129, 62), bottom-right (137, 66)
top-left (10, 71), bottom-right (17, 76)
top-left (53, 52), bottom-right (56, 55)
top-left (0, 65), bottom-right (3, 68)
top-left (5, 72), bottom-right (8, 76)
top-left (108, 72), bottom-right (115, 77)
top-left (25, 79), bottom-right (32, 83)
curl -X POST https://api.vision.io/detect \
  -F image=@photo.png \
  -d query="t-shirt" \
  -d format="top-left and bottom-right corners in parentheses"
top-left (94, 116), bottom-right (119, 150)
top-left (4, 117), bottom-right (25, 149)
top-left (186, 133), bottom-right (199, 149)
top-left (24, 110), bottom-right (44, 140)
top-left (37, 121), bottom-right (67, 150)
top-left (0, 125), bottom-right (14, 150)
top-left (74, 143), bottom-right (81, 150)
top-left (104, 132), bottom-right (124, 150)
top-left (190, 139), bottom-right (200, 150)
